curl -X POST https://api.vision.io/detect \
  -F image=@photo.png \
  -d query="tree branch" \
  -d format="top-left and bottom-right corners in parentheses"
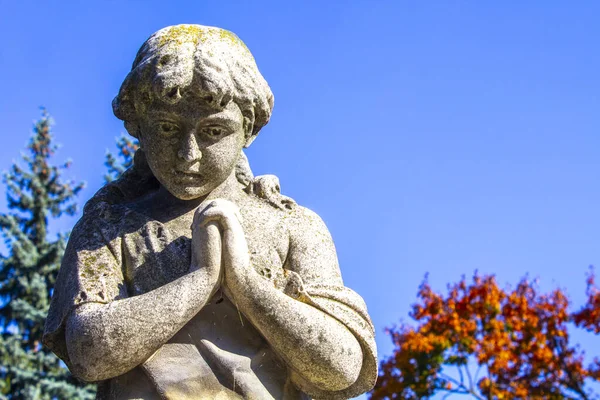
top-left (551, 335), bottom-right (590, 400)
top-left (440, 372), bottom-right (486, 400)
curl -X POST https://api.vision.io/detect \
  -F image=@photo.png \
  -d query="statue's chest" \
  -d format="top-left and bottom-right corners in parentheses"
top-left (242, 210), bottom-right (289, 288)
top-left (121, 210), bottom-right (288, 295)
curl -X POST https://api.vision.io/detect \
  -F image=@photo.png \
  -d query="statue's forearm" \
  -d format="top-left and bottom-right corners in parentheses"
top-left (65, 223), bottom-right (221, 382)
top-left (65, 267), bottom-right (216, 382)
top-left (227, 273), bottom-right (363, 392)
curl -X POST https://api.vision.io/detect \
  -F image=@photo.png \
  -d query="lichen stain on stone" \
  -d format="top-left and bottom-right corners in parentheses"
top-left (157, 25), bottom-right (206, 48)
top-left (80, 254), bottom-right (98, 279)
top-left (217, 29), bottom-right (249, 52)
top-left (156, 25), bottom-right (248, 53)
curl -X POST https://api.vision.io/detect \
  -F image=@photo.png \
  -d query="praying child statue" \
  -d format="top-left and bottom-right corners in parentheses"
top-left (43, 25), bottom-right (377, 400)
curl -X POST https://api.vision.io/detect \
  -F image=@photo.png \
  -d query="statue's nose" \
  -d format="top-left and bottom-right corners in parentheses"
top-left (178, 131), bottom-right (202, 162)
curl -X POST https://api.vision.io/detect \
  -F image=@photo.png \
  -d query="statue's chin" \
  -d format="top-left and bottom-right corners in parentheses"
top-left (172, 189), bottom-right (211, 201)
top-left (159, 183), bottom-right (214, 201)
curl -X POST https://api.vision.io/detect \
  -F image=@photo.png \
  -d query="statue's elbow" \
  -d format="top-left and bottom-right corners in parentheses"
top-left (69, 360), bottom-right (103, 383)
top-left (65, 311), bottom-right (119, 382)
top-left (308, 346), bottom-right (362, 392)
top-left (67, 336), bottom-right (114, 382)
top-left (329, 353), bottom-right (363, 391)
top-left (68, 338), bottom-right (128, 382)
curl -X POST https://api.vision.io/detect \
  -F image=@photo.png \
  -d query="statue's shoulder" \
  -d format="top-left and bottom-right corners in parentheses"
top-left (285, 204), bottom-right (332, 244)
top-left (240, 175), bottom-right (324, 243)
top-left (74, 198), bottom-right (147, 242)
top-left (244, 174), bottom-right (330, 233)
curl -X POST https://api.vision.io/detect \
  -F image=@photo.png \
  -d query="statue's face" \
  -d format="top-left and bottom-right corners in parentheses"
top-left (138, 96), bottom-right (247, 200)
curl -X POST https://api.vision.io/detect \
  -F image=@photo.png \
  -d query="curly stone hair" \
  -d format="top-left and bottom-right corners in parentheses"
top-left (112, 24), bottom-right (274, 141)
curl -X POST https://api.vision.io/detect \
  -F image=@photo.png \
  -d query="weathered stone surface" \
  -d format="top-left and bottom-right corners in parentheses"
top-left (44, 24), bottom-right (377, 399)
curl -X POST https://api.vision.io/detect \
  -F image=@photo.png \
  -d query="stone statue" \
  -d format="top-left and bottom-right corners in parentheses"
top-left (43, 25), bottom-right (377, 399)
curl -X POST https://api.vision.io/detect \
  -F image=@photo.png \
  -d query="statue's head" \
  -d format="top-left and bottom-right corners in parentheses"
top-left (112, 24), bottom-right (273, 200)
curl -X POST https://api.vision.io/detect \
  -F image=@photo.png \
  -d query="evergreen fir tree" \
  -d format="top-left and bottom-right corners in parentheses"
top-left (104, 135), bottom-right (139, 183)
top-left (0, 110), bottom-right (95, 399)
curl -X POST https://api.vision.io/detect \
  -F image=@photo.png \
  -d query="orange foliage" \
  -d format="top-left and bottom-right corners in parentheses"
top-left (573, 270), bottom-right (600, 335)
top-left (371, 272), bottom-right (600, 400)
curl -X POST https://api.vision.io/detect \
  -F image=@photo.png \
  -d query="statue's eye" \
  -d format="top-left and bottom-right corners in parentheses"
top-left (158, 122), bottom-right (179, 136)
top-left (199, 126), bottom-right (227, 139)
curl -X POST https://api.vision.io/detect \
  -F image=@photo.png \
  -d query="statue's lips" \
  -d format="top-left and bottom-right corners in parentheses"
top-left (173, 170), bottom-right (203, 182)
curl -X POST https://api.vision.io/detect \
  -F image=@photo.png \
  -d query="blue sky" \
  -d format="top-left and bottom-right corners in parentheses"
top-left (1, 1), bottom-right (599, 397)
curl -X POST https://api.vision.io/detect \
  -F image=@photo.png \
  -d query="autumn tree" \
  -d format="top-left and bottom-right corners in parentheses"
top-left (0, 110), bottom-right (95, 399)
top-left (371, 272), bottom-right (600, 400)
top-left (104, 134), bottom-right (139, 183)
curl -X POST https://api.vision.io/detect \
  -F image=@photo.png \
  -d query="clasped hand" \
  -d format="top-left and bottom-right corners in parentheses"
top-left (190, 199), bottom-right (251, 295)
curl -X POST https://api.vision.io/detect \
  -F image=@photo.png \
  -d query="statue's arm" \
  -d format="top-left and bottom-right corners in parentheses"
top-left (206, 201), bottom-right (363, 393)
top-left (65, 221), bottom-right (221, 382)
